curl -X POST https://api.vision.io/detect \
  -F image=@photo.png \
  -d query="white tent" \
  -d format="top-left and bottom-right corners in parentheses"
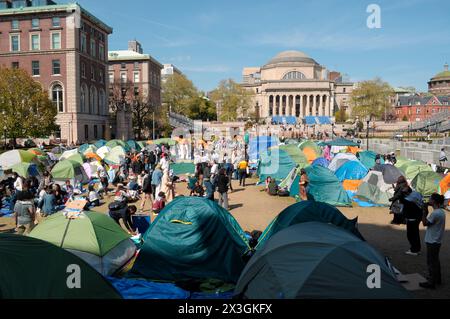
top-left (328, 153), bottom-right (358, 172)
top-left (362, 171), bottom-right (394, 194)
top-left (96, 146), bottom-right (111, 159)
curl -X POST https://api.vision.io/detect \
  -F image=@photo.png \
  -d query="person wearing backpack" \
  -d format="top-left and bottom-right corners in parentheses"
top-left (403, 188), bottom-right (424, 256)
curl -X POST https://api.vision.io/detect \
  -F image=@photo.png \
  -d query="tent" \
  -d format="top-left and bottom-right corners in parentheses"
top-left (249, 136), bottom-right (279, 163)
top-left (67, 153), bottom-right (85, 165)
top-left (324, 138), bottom-right (359, 147)
top-left (328, 153), bottom-right (358, 172)
top-left (59, 149), bottom-right (79, 161)
top-left (278, 166), bottom-right (301, 192)
top-left (0, 234), bottom-right (121, 299)
top-left (51, 160), bottom-right (89, 184)
top-left (85, 152), bottom-right (102, 162)
top-left (127, 140), bottom-right (142, 152)
top-left (51, 146), bottom-right (66, 154)
top-left (148, 138), bottom-right (177, 146)
top-left (104, 146), bottom-right (126, 165)
top-left (335, 161), bottom-right (368, 182)
top-left (27, 148), bottom-right (46, 156)
top-left (298, 140), bottom-right (321, 155)
top-left (234, 222), bottom-right (411, 299)
top-left (311, 157), bottom-right (329, 168)
top-left (81, 145), bottom-right (98, 156)
top-left (362, 171), bottom-right (394, 194)
top-left (411, 171), bottom-right (443, 197)
top-left (106, 140), bottom-right (131, 152)
top-left (97, 146), bottom-right (111, 159)
top-left (170, 162), bottom-right (195, 175)
top-left (373, 164), bottom-right (404, 185)
top-left (256, 201), bottom-right (362, 250)
top-left (0, 150), bottom-right (37, 169)
top-left (355, 182), bottom-right (391, 206)
top-left (397, 160), bottom-right (433, 181)
top-left (11, 163), bottom-right (41, 178)
top-left (78, 143), bottom-right (91, 154)
top-left (94, 139), bottom-right (107, 148)
top-left (131, 197), bottom-right (251, 283)
top-left (82, 162), bottom-right (103, 179)
top-left (440, 174), bottom-right (450, 195)
top-left (302, 147), bottom-right (319, 164)
top-left (342, 179), bottom-right (363, 192)
top-left (304, 165), bottom-right (352, 206)
top-left (30, 211), bottom-right (137, 276)
top-left (357, 151), bottom-right (384, 170)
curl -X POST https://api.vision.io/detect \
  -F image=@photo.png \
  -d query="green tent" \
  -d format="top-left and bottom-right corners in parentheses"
top-left (170, 162), bottom-right (195, 175)
top-left (0, 234), bottom-right (121, 299)
top-left (94, 139), bottom-right (107, 148)
top-left (411, 171), bottom-right (443, 197)
top-left (234, 222), bottom-right (411, 299)
top-left (11, 162), bottom-right (41, 178)
top-left (137, 141), bottom-right (146, 149)
top-left (355, 182), bottom-right (391, 206)
top-left (67, 153), bottom-right (85, 165)
top-left (151, 138), bottom-right (176, 146)
top-left (106, 139), bottom-right (130, 152)
top-left (397, 160), bottom-right (433, 180)
top-left (131, 197), bottom-right (251, 283)
top-left (324, 138), bottom-right (359, 147)
top-left (30, 211), bottom-right (136, 276)
top-left (298, 140), bottom-right (322, 156)
top-left (0, 149), bottom-right (37, 169)
top-left (81, 145), bottom-right (98, 156)
top-left (51, 160), bottom-right (89, 183)
top-left (256, 201), bottom-right (362, 250)
top-left (127, 140), bottom-right (142, 152)
top-left (304, 165), bottom-right (352, 206)
top-left (357, 151), bottom-right (384, 169)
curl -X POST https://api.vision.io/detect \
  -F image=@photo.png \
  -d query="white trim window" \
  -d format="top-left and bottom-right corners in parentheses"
top-left (109, 72), bottom-right (114, 84)
top-left (99, 44), bottom-right (105, 61)
top-left (80, 33), bottom-right (87, 53)
top-left (52, 84), bottom-right (64, 113)
top-left (133, 71), bottom-right (140, 83)
top-left (30, 33), bottom-right (40, 51)
top-left (10, 34), bottom-right (20, 52)
top-left (120, 72), bottom-right (127, 84)
top-left (90, 39), bottom-right (96, 58)
top-left (51, 32), bottom-right (61, 50)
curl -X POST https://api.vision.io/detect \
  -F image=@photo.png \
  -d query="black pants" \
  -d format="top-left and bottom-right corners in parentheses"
top-left (406, 219), bottom-right (421, 253)
top-left (239, 169), bottom-right (246, 187)
top-left (427, 243), bottom-right (442, 285)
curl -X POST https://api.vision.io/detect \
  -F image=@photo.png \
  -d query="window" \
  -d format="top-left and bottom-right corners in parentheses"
top-left (109, 72), bottom-right (114, 84)
top-left (81, 62), bottom-right (86, 78)
top-left (94, 125), bottom-right (98, 139)
top-left (99, 70), bottom-right (104, 84)
top-left (90, 86), bottom-right (98, 114)
top-left (52, 17), bottom-right (61, 28)
top-left (99, 44), bottom-right (104, 61)
top-left (84, 125), bottom-right (89, 140)
top-left (12, 0), bottom-right (26, 8)
top-left (120, 72), bottom-right (127, 84)
top-left (99, 90), bottom-right (105, 115)
top-left (91, 67), bottom-right (95, 81)
top-left (121, 63), bottom-right (126, 69)
top-left (10, 34), bottom-right (20, 52)
top-left (134, 62), bottom-right (139, 70)
top-left (31, 18), bottom-right (39, 29)
top-left (51, 33), bottom-right (61, 49)
top-left (32, 61), bottom-right (40, 76)
top-left (52, 60), bottom-right (61, 75)
top-left (80, 33), bottom-right (87, 53)
top-left (133, 71), bottom-right (140, 83)
top-left (80, 85), bottom-right (86, 113)
top-left (12, 62), bottom-right (19, 69)
top-left (282, 71), bottom-right (306, 80)
top-left (343, 88), bottom-right (346, 93)
top-left (30, 34), bottom-right (40, 50)
top-left (11, 20), bottom-right (19, 30)
top-left (102, 125), bottom-right (105, 139)
top-left (90, 39), bottom-right (96, 57)
top-left (134, 87), bottom-right (139, 96)
top-left (52, 84), bottom-right (64, 112)
top-left (416, 108), bottom-right (421, 114)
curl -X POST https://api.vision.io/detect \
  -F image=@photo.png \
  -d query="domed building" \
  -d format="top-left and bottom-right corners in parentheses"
top-left (241, 51), bottom-right (354, 123)
top-left (428, 63), bottom-right (450, 95)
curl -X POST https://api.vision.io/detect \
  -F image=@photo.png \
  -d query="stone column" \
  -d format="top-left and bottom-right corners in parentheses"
top-left (319, 95), bottom-right (324, 116)
top-left (298, 95), bottom-right (303, 118)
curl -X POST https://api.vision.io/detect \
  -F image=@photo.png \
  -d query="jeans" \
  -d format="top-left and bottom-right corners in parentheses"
top-left (238, 169), bottom-right (246, 187)
top-left (426, 243), bottom-right (442, 285)
top-left (204, 180), bottom-right (214, 201)
top-left (406, 219), bottom-right (421, 253)
top-left (218, 192), bottom-right (229, 210)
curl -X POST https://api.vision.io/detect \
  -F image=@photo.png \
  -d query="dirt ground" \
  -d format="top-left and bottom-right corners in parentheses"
top-left (1, 177), bottom-right (449, 299)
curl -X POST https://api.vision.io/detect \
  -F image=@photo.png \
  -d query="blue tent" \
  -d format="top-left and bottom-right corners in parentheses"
top-left (335, 160), bottom-right (369, 182)
top-left (312, 157), bottom-right (329, 168)
top-left (249, 136), bottom-right (279, 162)
top-left (304, 116), bottom-right (332, 125)
top-left (78, 143), bottom-right (90, 154)
top-left (94, 139), bottom-right (107, 149)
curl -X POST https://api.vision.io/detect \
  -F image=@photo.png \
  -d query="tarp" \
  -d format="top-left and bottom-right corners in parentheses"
top-left (256, 201), bottom-right (362, 251)
top-left (0, 234), bottom-right (121, 299)
top-left (328, 153), bottom-right (358, 172)
top-left (355, 182), bottom-right (391, 206)
top-left (131, 197), bottom-right (251, 284)
top-left (304, 116), bottom-right (332, 125)
top-left (335, 161), bottom-right (368, 182)
top-left (324, 138), bottom-right (359, 147)
top-left (343, 179), bottom-right (363, 192)
top-left (397, 160), bottom-right (433, 181)
top-left (411, 171), bottom-right (443, 197)
top-left (234, 222), bottom-right (411, 299)
top-left (272, 116), bottom-right (297, 125)
top-left (304, 165), bottom-right (352, 206)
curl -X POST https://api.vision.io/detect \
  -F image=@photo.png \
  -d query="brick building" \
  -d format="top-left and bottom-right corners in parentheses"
top-left (395, 94), bottom-right (450, 122)
top-left (108, 40), bottom-right (163, 139)
top-left (0, 0), bottom-right (112, 144)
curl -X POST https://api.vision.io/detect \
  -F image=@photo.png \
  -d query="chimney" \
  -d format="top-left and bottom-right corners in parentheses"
top-left (128, 40), bottom-right (143, 54)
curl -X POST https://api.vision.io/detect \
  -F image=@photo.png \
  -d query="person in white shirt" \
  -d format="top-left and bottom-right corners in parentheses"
top-left (439, 148), bottom-right (447, 167)
top-left (88, 184), bottom-right (100, 207)
top-left (13, 173), bottom-right (23, 192)
top-left (420, 193), bottom-right (447, 289)
top-left (159, 154), bottom-right (169, 171)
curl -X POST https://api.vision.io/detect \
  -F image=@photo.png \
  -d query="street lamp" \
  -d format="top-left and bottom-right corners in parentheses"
top-left (366, 115), bottom-right (371, 151)
top-left (3, 125), bottom-right (6, 151)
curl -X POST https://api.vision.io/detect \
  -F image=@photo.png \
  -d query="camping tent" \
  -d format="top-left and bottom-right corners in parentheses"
top-left (357, 151), bottom-right (384, 170)
top-left (335, 160), bottom-right (368, 182)
top-left (328, 153), bottom-right (358, 172)
top-left (249, 136), bottom-right (279, 163)
top-left (411, 171), bottom-right (443, 197)
top-left (440, 174), bottom-right (450, 195)
top-left (373, 164), bottom-right (404, 185)
top-left (104, 146), bottom-right (126, 165)
top-left (170, 162), bottom-right (195, 175)
top-left (59, 149), bottom-right (79, 161)
top-left (256, 201), bottom-right (362, 250)
top-left (303, 147), bottom-right (319, 164)
top-left (234, 222), bottom-right (411, 299)
top-left (355, 182), bottom-right (391, 206)
top-left (0, 234), bottom-right (121, 299)
top-left (304, 165), bottom-right (352, 206)
top-left (397, 160), bottom-right (433, 181)
top-left (106, 140), bottom-right (130, 152)
top-left (11, 163), bottom-right (41, 179)
top-left (131, 197), bottom-right (251, 283)
top-left (97, 146), bottom-right (111, 159)
top-left (30, 211), bottom-right (137, 276)
top-left (311, 157), bottom-right (329, 168)
top-left (51, 160), bottom-right (89, 184)
top-left (362, 171), bottom-right (394, 194)
top-left (81, 145), bottom-right (98, 156)
top-left (67, 153), bottom-right (85, 165)
top-left (127, 140), bottom-right (142, 152)
top-left (0, 150), bottom-right (37, 169)
top-left (94, 139), bottom-right (107, 148)
top-left (324, 138), bottom-right (359, 147)
top-left (298, 140), bottom-right (321, 155)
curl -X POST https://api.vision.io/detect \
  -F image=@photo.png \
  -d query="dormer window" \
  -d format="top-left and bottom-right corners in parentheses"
top-left (282, 71), bottom-right (306, 80)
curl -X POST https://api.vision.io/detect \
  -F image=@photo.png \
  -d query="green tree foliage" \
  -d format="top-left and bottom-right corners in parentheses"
top-left (0, 67), bottom-right (57, 140)
top-left (350, 78), bottom-right (394, 120)
top-left (187, 96), bottom-right (217, 121)
top-left (334, 107), bottom-right (348, 123)
top-left (162, 73), bottom-right (198, 115)
top-left (209, 79), bottom-right (254, 121)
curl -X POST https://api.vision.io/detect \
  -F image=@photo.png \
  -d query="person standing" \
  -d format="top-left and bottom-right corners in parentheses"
top-left (14, 181), bottom-right (35, 235)
top-left (403, 188), bottom-right (424, 256)
top-left (151, 165), bottom-right (163, 199)
top-left (140, 171), bottom-right (153, 212)
top-left (420, 193), bottom-right (446, 289)
top-left (439, 148), bottom-right (447, 167)
top-left (225, 159), bottom-right (234, 192)
top-left (217, 168), bottom-right (229, 210)
top-left (160, 169), bottom-right (174, 203)
top-left (389, 176), bottom-right (410, 225)
top-left (238, 159), bottom-right (248, 187)
top-left (203, 162), bottom-right (214, 201)
top-left (299, 169), bottom-right (309, 201)
top-left (13, 173), bottom-right (23, 192)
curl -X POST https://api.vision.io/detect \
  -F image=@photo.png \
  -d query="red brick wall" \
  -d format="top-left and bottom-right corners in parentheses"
top-left (395, 105), bottom-right (449, 121)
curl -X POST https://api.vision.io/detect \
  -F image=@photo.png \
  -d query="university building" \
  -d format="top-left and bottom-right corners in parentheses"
top-left (241, 51), bottom-right (354, 123)
top-left (0, 0), bottom-right (113, 144)
top-left (108, 40), bottom-right (163, 139)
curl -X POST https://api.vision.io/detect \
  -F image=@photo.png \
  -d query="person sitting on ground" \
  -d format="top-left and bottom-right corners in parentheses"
top-left (127, 175), bottom-right (139, 191)
top-left (109, 204), bottom-right (138, 235)
top-left (53, 184), bottom-right (67, 206)
top-left (192, 181), bottom-right (205, 197)
top-left (14, 181), bottom-right (36, 235)
top-left (152, 192), bottom-right (166, 215)
top-left (39, 187), bottom-right (57, 217)
top-left (113, 184), bottom-right (129, 203)
top-left (63, 180), bottom-right (74, 198)
top-left (299, 169), bottom-right (309, 201)
top-left (267, 177), bottom-right (279, 196)
top-left (87, 184), bottom-right (100, 208)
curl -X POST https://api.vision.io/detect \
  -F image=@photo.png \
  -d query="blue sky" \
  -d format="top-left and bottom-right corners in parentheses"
top-left (76, 0), bottom-right (450, 92)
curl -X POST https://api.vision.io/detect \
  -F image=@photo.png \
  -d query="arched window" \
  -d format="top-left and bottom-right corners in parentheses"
top-left (99, 89), bottom-right (106, 115)
top-left (52, 84), bottom-right (64, 112)
top-left (90, 86), bottom-right (97, 114)
top-left (80, 84), bottom-right (88, 113)
top-left (282, 71), bottom-right (306, 80)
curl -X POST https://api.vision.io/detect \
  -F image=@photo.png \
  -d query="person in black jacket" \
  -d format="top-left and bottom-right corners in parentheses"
top-left (389, 176), bottom-right (409, 225)
top-left (139, 172), bottom-right (153, 212)
top-left (217, 168), bottom-right (229, 210)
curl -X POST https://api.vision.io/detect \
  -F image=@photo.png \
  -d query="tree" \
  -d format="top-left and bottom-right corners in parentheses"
top-left (209, 79), bottom-right (254, 121)
top-left (0, 67), bottom-right (57, 144)
top-left (350, 78), bottom-right (394, 120)
top-left (334, 107), bottom-right (348, 123)
top-left (187, 96), bottom-right (217, 121)
top-left (162, 73), bottom-right (198, 114)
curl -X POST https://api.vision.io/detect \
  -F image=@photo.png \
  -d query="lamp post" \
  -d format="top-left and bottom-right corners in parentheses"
top-left (366, 116), bottom-right (370, 151)
top-left (3, 125), bottom-right (6, 151)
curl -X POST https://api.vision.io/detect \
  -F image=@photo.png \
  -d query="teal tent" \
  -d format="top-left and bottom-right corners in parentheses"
top-left (256, 201), bottom-right (362, 250)
top-left (170, 162), bottom-right (195, 175)
top-left (324, 138), bottom-right (359, 147)
top-left (234, 222), bottom-right (411, 299)
top-left (304, 165), bottom-right (352, 206)
top-left (357, 151), bottom-right (384, 169)
top-left (131, 197), bottom-right (251, 283)
top-left (94, 139), bottom-right (107, 148)
top-left (127, 140), bottom-right (142, 152)
top-left (0, 234), bottom-right (121, 299)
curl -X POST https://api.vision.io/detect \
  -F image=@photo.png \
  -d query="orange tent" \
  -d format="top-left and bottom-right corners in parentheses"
top-left (347, 146), bottom-right (361, 155)
top-left (85, 152), bottom-right (102, 162)
top-left (343, 179), bottom-right (363, 192)
top-left (303, 147), bottom-right (318, 164)
top-left (440, 174), bottom-right (450, 195)
top-left (28, 149), bottom-right (45, 156)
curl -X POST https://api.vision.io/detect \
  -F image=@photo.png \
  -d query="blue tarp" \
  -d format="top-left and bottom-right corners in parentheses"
top-left (304, 116), bottom-right (332, 125)
top-left (346, 191), bottom-right (382, 208)
top-left (272, 116), bottom-right (297, 125)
